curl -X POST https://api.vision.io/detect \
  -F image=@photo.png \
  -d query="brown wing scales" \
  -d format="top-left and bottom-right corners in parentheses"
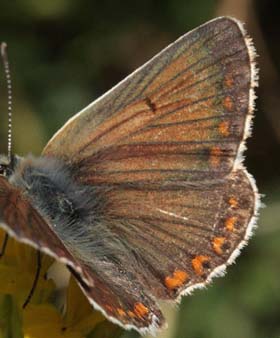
top-left (43, 18), bottom-right (251, 187)
top-left (0, 17), bottom-right (258, 334)
top-left (100, 169), bottom-right (255, 299)
top-left (0, 176), bottom-right (165, 331)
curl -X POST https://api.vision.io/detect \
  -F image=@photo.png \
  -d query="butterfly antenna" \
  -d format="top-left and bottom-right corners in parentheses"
top-left (1, 42), bottom-right (13, 161)
top-left (0, 233), bottom-right (9, 258)
top-left (22, 251), bottom-right (42, 309)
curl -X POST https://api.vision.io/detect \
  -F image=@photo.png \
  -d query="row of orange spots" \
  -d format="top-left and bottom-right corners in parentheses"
top-left (164, 269), bottom-right (189, 289)
top-left (218, 121), bottom-right (230, 137)
top-left (212, 237), bottom-right (226, 255)
top-left (192, 255), bottom-right (210, 276)
top-left (225, 216), bottom-right (237, 232)
top-left (106, 302), bottom-right (149, 320)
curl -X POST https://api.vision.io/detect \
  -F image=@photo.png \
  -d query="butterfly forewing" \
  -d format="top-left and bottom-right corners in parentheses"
top-left (43, 17), bottom-right (253, 185)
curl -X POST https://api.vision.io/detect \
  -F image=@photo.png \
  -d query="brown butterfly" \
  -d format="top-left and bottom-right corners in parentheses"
top-left (0, 17), bottom-right (259, 335)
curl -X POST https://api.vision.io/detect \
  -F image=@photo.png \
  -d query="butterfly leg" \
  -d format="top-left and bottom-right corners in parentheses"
top-left (22, 250), bottom-right (41, 308)
top-left (0, 233), bottom-right (9, 258)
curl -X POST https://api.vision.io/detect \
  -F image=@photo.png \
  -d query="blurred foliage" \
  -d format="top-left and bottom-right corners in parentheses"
top-left (0, 0), bottom-right (280, 337)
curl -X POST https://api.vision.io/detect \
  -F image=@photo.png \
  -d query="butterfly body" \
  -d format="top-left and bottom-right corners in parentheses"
top-left (8, 155), bottom-right (101, 231)
top-left (0, 17), bottom-right (259, 335)
top-left (0, 154), bottom-right (134, 279)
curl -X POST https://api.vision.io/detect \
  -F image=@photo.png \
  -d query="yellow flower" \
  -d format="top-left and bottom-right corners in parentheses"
top-left (0, 230), bottom-right (54, 307)
top-left (0, 229), bottom-right (122, 338)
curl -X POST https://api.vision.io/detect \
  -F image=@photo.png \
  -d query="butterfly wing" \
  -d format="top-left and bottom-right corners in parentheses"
top-left (0, 176), bottom-right (88, 278)
top-left (0, 176), bottom-right (164, 333)
top-left (40, 17), bottom-right (258, 334)
top-left (98, 169), bottom-right (257, 299)
top-left (63, 168), bottom-right (257, 332)
top-left (0, 171), bottom-right (257, 334)
top-left (43, 17), bottom-right (256, 185)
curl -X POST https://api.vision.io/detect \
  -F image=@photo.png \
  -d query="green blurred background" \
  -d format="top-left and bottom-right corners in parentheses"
top-left (0, 0), bottom-right (280, 337)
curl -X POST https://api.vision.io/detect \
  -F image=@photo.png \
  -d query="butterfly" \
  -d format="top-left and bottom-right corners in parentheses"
top-left (0, 16), bottom-right (259, 335)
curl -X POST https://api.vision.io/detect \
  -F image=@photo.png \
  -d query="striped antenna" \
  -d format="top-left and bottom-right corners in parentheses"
top-left (0, 42), bottom-right (13, 160)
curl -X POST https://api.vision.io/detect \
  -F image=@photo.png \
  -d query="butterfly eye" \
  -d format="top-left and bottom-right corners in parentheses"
top-left (0, 164), bottom-right (12, 177)
top-left (0, 164), bottom-right (7, 176)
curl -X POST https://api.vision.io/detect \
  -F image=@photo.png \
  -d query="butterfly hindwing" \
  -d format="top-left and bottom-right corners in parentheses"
top-left (0, 169), bottom-right (256, 333)
top-left (94, 169), bottom-right (256, 300)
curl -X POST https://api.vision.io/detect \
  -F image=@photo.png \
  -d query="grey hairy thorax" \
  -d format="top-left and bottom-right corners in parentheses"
top-left (0, 154), bottom-right (107, 258)
top-left (0, 153), bottom-right (135, 268)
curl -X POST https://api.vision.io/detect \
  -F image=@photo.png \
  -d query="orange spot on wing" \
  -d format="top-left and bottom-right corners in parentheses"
top-left (165, 269), bottom-right (189, 289)
top-left (218, 121), bottom-right (230, 136)
top-left (192, 255), bottom-right (210, 275)
top-left (229, 197), bottom-right (238, 208)
top-left (128, 311), bottom-right (136, 318)
top-left (117, 308), bottom-right (126, 317)
top-left (225, 216), bottom-right (237, 231)
top-left (105, 305), bottom-right (113, 312)
top-left (210, 146), bottom-right (222, 167)
top-left (134, 302), bottom-right (149, 318)
top-left (212, 237), bottom-right (226, 255)
top-left (223, 96), bottom-right (234, 111)
top-left (224, 74), bottom-right (234, 88)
